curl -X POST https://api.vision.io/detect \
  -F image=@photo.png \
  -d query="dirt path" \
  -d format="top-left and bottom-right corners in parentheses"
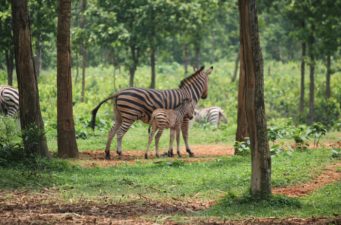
top-left (273, 161), bottom-right (341, 197)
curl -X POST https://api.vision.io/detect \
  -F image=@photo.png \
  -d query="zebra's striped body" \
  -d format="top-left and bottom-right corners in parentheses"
top-left (194, 106), bottom-right (227, 127)
top-left (146, 98), bottom-right (195, 159)
top-left (91, 66), bottom-right (213, 159)
top-left (0, 85), bottom-right (19, 117)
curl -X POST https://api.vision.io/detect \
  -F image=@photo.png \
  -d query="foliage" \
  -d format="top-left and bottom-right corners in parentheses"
top-left (314, 98), bottom-right (341, 129)
top-left (234, 137), bottom-right (250, 155)
top-left (306, 123), bottom-right (327, 147)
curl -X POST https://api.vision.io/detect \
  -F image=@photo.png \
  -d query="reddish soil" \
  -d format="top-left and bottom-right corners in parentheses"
top-left (77, 144), bottom-right (234, 167)
top-left (273, 161), bottom-right (341, 197)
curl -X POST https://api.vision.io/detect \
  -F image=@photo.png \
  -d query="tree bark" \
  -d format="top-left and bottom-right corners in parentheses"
top-left (235, 47), bottom-right (248, 149)
top-left (5, 49), bottom-right (14, 86)
top-left (57, 0), bottom-right (79, 158)
top-left (80, 0), bottom-right (86, 102)
top-left (150, 46), bottom-right (156, 89)
top-left (11, 0), bottom-right (49, 157)
top-left (239, 0), bottom-right (271, 199)
top-left (325, 54), bottom-right (331, 98)
top-left (299, 42), bottom-right (306, 114)
top-left (308, 38), bottom-right (315, 124)
top-left (231, 50), bottom-right (240, 82)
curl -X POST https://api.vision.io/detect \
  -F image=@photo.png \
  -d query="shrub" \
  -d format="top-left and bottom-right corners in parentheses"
top-left (314, 98), bottom-right (340, 128)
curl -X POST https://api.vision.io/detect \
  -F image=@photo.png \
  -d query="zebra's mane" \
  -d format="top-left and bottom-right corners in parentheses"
top-left (178, 66), bottom-right (205, 88)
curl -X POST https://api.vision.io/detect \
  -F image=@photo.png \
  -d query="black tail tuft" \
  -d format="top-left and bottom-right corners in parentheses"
top-left (148, 126), bottom-right (151, 134)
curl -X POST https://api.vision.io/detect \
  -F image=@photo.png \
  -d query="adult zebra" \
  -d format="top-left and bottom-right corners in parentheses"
top-left (194, 106), bottom-right (227, 128)
top-left (91, 66), bottom-right (213, 159)
top-left (0, 85), bottom-right (19, 117)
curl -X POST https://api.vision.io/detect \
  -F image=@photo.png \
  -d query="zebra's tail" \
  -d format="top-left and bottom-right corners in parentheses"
top-left (90, 93), bottom-right (119, 130)
top-left (148, 126), bottom-right (151, 134)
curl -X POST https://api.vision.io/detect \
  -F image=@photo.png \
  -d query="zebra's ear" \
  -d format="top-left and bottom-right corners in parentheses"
top-left (205, 66), bottom-right (214, 76)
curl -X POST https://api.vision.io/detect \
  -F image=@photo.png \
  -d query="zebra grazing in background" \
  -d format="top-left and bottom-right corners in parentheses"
top-left (194, 106), bottom-right (227, 128)
top-left (0, 85), bottom-right (19, 117)
top-left (146, 98), bottom-right (195, 159)
top-left (91, 66), bottom-right (213, 159)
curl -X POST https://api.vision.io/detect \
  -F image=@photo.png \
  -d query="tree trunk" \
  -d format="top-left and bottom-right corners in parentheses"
top-left (5, 49), bottom-right (14, 86)
top-left (57, 0), bottom-right (78, 158)
top-left (79, 0), bottom-right (86, 102)
top-left (299, 42), bottom-right (306, 114)
top-left (183, 44), bottom-right (189, 76)
top-left (129, 45), bottom-right (138, 87)
top-left (325, 54), bottom-right (331, 98)
top-left (308, 38), bottom-right (315, 124)
top-left (129, 65), bottom-right (136, 87)
top-left (74, 50), bottom-right (79, 84)
top-left (194, 42), bottom-right (201, 69)
top-left (239, 0), bottom-right (271, 199)
top-left (11, 0), bottom-right (49, 157)
top-left (235, 47), bottom-right (248, 150)
top-left (34, 37), bottom-right (42, 77)
top-left (231, 50), bottom-right (240, 82)
top-left (150, 46), bottom-right (156, 89)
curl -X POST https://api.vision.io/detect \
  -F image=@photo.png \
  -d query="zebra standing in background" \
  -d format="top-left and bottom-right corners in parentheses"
top-left (0, 85), bottom-right (19, 117)
top-left (91, 66), bottom-right (213, 159)
top-left (146, 98), bottom-right (195, 159)
top-left (194, 106), bottom-right (227, 128)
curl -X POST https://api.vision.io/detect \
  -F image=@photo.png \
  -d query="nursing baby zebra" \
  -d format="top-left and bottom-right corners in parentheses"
top-left (145, 98), bottom-right (195, 159)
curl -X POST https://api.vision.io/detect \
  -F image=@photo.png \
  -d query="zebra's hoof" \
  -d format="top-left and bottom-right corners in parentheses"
top-left (187, 149), bottom-right (194, 157)
top-left (144, 153), bottom-right (149, 159)
top-left (177, 154), bottom-right (182, 158)
top-left (168, 151), bottom-right (174, 157)
top-left (105, 153), bottom-right (111, 160)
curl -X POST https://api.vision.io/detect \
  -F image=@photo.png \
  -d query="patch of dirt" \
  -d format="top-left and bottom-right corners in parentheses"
top-left (273, 162), bottom-right (341, 197)
top-left (77, 144), bottom-right (234, 167)
top-left (0, 190), bottom-right (212, 225)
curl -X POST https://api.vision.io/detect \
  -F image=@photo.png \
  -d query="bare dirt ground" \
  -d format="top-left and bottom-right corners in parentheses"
top-left (1, 144), bottom-right (341, 224)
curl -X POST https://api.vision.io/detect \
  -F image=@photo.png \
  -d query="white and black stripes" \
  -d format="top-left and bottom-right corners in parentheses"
top-left (0, 85), bottom-right (19, 117)
top-left (194, 106), bottom-right (227, 127)
top-left (91, 66), bottom-right (213, 159)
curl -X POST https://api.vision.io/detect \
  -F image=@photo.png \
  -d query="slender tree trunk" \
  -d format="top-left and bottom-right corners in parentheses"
top-left (235, 47), bottom-right (248, 150)
top-left (11, 0), bottom-right (49, 157)
top-left (308, 39), bottom-right (315, 124)
top-left (74, 50), bottom-right (79, 84)
top-left (299, 42), bottom-right (306, 114)
top-left (183, 44), bottom-right (189, 76)
top-left (326, 54), bottom-right (331, 98)
top-left (129, 45), bottom-right (138, 87)
top-left (150, 46), bottom-right (156, 89)
top-left (79, 0), bottom-right (86, 102)
top-left (57, 0), bottom-right (78, 158)
top-left (239, 0), bottom-right (271, 199)
top-left (129, 65), bottom-right (136, 87)
top-left (231, 50), bottom-right (240, 82)
top-left (5, 49), bottom-right (14, 86)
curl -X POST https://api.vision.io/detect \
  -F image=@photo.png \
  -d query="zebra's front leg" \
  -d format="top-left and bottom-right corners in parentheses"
top-left (145, 127), bottom-right (156, 159)
top-left (176, 127), bottom-right (181, 157)
top-left (168, 129), bottom-right (176, 157)
top-left (116, 121), bottom-right (133, 159)
top-left (155, 129), bottom-right (163, 158)
top-left (105, 122), bottom-right (121, 160)
top-left (181, 118), bottom-right (194, 157)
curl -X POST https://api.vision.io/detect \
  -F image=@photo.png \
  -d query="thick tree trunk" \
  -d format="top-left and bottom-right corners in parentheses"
top-left (231, 50), bottom-right (240, 82)
top-left (308, 40), bottom-right (315, 124)
top-left (239, 0), bottom-right (271, 199)
top-left (183, 44), bottom-right (189, 76)
top-left (5, 49), bottom-right (14, 86)
top-left (299, 42), bottom-right (306, 114)
top-left (34, 38), bottom-right (42, 77)
top-left (57, 0), bottom-right (78, 158)
top-left (326, 54), bottom-right (331, 98)
top-left (150, 46), bottom-right (156, 89)
top-left (11, 0), bottom-right (49, 157)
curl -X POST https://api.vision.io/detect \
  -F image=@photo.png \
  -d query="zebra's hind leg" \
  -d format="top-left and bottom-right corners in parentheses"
top-left (155, 129), bottom-right (163, 158)
top-left (181, 118), bottom-right (194, 157)
top-left (176, 127), bottom-right (181, 157)
top-left (145, 127), bottom-right (156, 159)
top-left (116, 120), bottom-right (133, 159)
top-left (105, 121), bottom-right (121, 160)
top-left (167, 129), bottom-right (176, 157)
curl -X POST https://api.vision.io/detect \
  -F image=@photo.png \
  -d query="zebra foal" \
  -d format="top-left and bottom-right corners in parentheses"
top-left (0, 85), bottom-right (19, 117)
top-left (145, 98), bottom-right (194, 159)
